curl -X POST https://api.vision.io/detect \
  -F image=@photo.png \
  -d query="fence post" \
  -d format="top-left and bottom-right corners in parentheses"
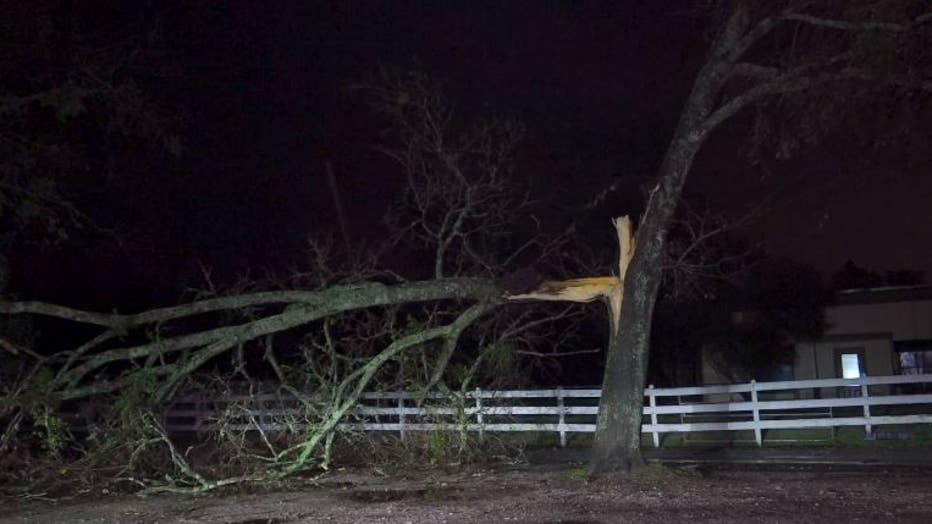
top-left (557, 386), bottom-right (567, 448)
top-left (398, 395), bottom-right (406, 441)
top-left (648, 385), bottom-right (659, 448)
top-left (475, 387), bottom-right (484, 442)
top-left (751, 380), bottom-right (762, 446)
top-left (861, 376), bottom-right (872, 437)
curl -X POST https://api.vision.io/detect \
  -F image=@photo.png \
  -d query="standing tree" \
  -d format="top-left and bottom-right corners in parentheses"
top-left (592, 1), bottom-right (932, 473)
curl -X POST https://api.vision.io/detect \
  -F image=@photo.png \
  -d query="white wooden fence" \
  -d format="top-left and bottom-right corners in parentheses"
top-left (163, 373), bottom-right (932, 447)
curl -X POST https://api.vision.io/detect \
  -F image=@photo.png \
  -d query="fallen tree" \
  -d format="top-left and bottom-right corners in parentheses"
top-left (2, 279), bottom-right (501, 402)
top-left (0, 67), bottom-right (594, 493)
top-left (0, 205), bottom-right (743, 494)
top-left (0, 215), bottom-right (642, 493)
top-left (0, 278), bottom-right (504, 491)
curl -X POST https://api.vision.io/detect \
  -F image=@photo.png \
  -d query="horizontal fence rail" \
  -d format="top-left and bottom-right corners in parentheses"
top-left (162, 373), bottom-right (932, 447)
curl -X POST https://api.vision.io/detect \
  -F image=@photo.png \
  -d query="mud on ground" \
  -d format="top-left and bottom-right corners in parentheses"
top-left (2, 462), bottom-right (931, 523)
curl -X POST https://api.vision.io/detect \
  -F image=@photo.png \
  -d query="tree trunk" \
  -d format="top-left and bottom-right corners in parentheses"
top-left (592, 66), bottom-right (720, 472)
top-left (589, 1), bottom-right (925, 471)
top-left (591, 144), bottom-right (705, 472)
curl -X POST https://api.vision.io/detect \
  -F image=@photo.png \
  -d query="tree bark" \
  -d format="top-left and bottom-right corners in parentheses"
top-left (591, 138), bottom-right (705, 473)
top-left (590, 2), bottom-right (932, 473)
top-left (1, 278), bottom-right (503, 403)
top-left (590, 18), bottom-right (730, 472)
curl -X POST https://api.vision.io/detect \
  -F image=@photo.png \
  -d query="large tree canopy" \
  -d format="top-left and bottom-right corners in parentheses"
top-left (591, 0), bottom-right (931, 473)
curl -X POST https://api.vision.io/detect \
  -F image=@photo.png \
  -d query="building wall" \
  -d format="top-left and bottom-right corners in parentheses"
top-left (824, 299), bottom-right (932, 340)
top-left (700, 291), bottom-right (931, 392)
top-left (793, 337), bottom-right (893, 398)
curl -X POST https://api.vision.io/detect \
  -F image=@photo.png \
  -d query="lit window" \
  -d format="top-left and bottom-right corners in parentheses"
top-left (841, 353), bottom-right (862, 379)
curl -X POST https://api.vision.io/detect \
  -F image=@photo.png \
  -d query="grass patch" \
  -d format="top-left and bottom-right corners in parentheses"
top-left (374, 421), bottom-right (932, 455)
top-left (547, 465), bottom-right (592, 485)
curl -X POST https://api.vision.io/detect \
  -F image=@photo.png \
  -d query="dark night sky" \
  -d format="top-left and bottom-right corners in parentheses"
top-left (12, 1), bottom-right (932, 308)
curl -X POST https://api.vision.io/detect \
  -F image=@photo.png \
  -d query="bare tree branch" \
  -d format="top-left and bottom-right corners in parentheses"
top-left (3, 278), bottom-right (502, 401)
top-left (781, 12), bottom-right (932, 33)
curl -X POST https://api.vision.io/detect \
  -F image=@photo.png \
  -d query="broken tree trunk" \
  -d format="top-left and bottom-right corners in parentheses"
top-left (507, 216), bottom-right (635, 329)
top-left (509, 216), bottom-right (643, 469)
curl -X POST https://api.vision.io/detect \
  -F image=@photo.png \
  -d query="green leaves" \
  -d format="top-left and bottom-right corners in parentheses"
top-left (30, 405), bottom-right (67, 458)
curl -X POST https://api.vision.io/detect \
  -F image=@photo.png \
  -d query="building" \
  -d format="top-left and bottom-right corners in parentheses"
top-left (702, 285), bottom-right (932, 395)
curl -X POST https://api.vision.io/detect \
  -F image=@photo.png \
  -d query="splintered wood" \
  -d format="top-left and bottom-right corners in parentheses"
top-left (507, 216), bottom-right (635, 333)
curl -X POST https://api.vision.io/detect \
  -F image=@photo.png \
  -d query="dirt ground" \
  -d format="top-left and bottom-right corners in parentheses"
top-left (2, 460), bottom-right (931, 524)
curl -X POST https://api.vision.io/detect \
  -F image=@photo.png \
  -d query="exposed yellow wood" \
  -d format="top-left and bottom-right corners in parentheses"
top-left (610, 215), bottom-right (635, 333)
top-left (506, 216), bottom-right (636, 334)
top-left (615, 215), bottom-right (636, 282)
top-left (507, 276), bottom-right (620, 303)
